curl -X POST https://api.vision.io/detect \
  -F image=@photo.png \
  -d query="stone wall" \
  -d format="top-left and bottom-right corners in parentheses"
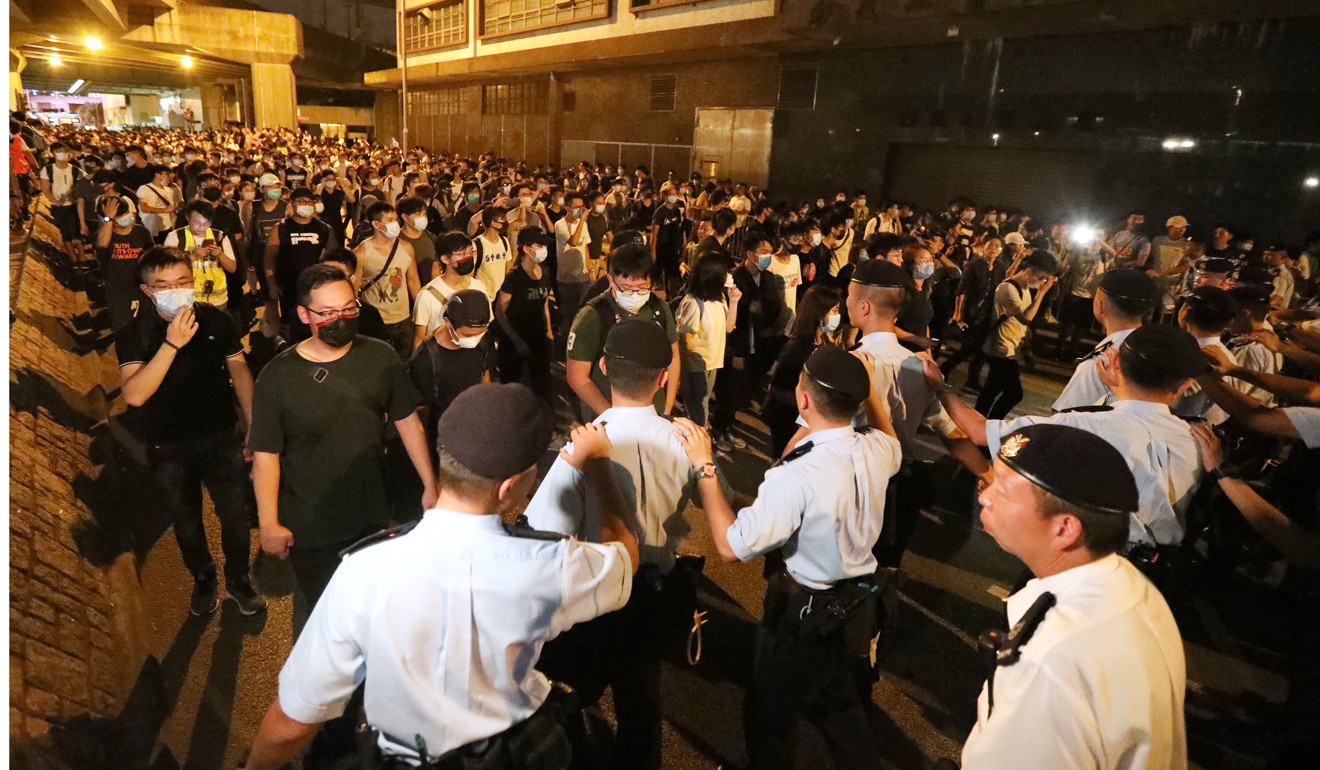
top-left (9, 204), bottom-right (154, 768)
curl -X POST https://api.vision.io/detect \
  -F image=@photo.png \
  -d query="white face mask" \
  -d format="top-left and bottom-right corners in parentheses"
top-left (532, 246), bottom-right (549, 263)
top-left (666, 195), bottom-right (679, 204)
top-left (380, 221), bottom-right (401, 239)
top-left (241, 190), bottom-right (256, 201)
top-left (325, 180), bottom-right (337, 189)
top-left (410, 215), bottom-right (428, 231)
top-left (519, 197), bottom-right (533, 207)
top-left (115, 214), bottom-right (134, 227)
top-left (594, 204), bottom-right (607, 214)
top-left (295, 204), bottom-right (315, 218)
top-left (822, 313), bottom-right (841, 333)
top-left (291, 158), bottom-right (303, 167)
top-left (810, 233), bottom-right (823, 247)
top-left (614, 289), bottom-right (650, 312)
top-left (152, 287), bottom-right (194, 317)
top-left (228, 175), bottom-right (241, 184)
top-left (314, 201), bottom-right (325, 214)
top-left (555, 197), bottom-right (565, 206)
top-left (450, 326), bottom-right (486, 349)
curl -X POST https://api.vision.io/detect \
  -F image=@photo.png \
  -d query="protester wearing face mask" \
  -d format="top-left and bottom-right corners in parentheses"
top-left (495, 228), bottom-right (556, 413)
top-left (586, 192), bottom-right (611, 277)
top-left (768, 232), bottom-right (804, 321)
top-left (249, 263), bottom-right (436, 615)
top-left (264, 188), bottom-right (333, 339)
top-left (761, 286), bottom-right (843, 456)
top-left (409, 289), bottom-right (494, 468)
top-left (316, 171), bottom-right (347, 245)
top-left (94, 196), bottom-right (154, 330)
top-left (352, 170), bottom-right (387, 237)
top-left (116, 247), bottom-right (263, 618)
top-left (677, 255), bottom-right (742, 431)
top-left (897, 244), bottom-right (937, 340)
top-left (567, 243), bottom-right (682, 420)
top-left (396, 196), bottom-right (438, 284)
top-left (354, 201), bottom-right (422, 361)
top-left (976, 251), bottom-right (1060, 419)
top-left (162, 201), bottom-right (237, 310)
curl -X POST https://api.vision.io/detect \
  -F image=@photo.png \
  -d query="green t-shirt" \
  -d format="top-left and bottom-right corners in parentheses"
top-left (248, 336), bottom-right (421, 547)
top-left (566, 293), bottom-right (677, 418)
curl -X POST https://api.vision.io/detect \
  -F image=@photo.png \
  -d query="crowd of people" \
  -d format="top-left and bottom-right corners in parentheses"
top-left (11, 113), bottom-right (1320, 769)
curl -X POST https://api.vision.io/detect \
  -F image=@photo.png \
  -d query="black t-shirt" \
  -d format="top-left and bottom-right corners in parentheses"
top-left (274, 217), bottom-right (332, 288)
top-left (897, 288), bottom-right (935, 337)
top-left (499, 264), bottom-right (551, 339)
top-left (586, 212), bottom-right (609, 261)
top-left (248, 337), bottom-right (421, 547)
top-left (98, 226), bottom-right (155, 325)
top-left (114, 303), bottom-right (243, 444)
top-left (319, 189), bottom-right (347, 229)
top-left (652, 205), bottom-right (684, 255)
top-left (408, 337), bottom-right (491, 452)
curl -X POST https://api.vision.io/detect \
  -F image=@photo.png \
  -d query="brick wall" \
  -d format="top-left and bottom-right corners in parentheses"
top-left (9, 204), bottom-right (154, 768)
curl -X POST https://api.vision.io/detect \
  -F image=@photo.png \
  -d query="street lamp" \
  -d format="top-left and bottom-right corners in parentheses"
top-left (50, 54), bottom-right (62, 66)
top-left (84, 37), bottom-right (103, 51)
top-left (181, 55), bottom-right (194, 69)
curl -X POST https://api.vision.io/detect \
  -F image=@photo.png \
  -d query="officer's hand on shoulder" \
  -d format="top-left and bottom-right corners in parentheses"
top-left (672, 417), bottom-right (715, 469)
top-left (561, 423), bottom-right (612, 470)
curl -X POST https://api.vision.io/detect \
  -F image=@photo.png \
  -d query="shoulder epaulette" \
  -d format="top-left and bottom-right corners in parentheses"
top-left (770, 440), bottom-right (815, 469)
top-left (1074, 340), bottom-right (1114, 363)
top-left (338, 520), bottom-right (419, 559)
top-left (1057, 404), bottom-right (1113, 414)
top-left (504, 514), bottom-right (569, 542)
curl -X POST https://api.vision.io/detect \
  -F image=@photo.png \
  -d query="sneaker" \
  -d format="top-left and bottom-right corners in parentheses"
top-left (728, 435), bottom-right (748, 450)
top-left (190, 578), bottom-right (219, 616)
top-left (228, 580), bottom-right (267, 616)
top-left (714, 433), bottom-right (734, 453)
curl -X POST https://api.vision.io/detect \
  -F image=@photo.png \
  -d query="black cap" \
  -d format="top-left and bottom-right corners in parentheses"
top-left (92, 169), bottom-right (116, 185)
top-left (1183, 285), bottom-right (1240, 327)
top-left (444, 289), bottom-right (491, 328)
top-left (1120, 325), bottom-right (1206, 379)
top-left (437, 384), bottom-right (552, 478)
top-left (603, 320), bottom-right (672, 368)
top-left (803, 346), bottom-right (871, 403)
top-left (850, 259), bottom-right (910, 289)
top-left (1097, 268), bottom-right (1159, 307)
top-left (517, 226), bottom-right (552, 249)
top-left (997, 424), bottom-right (1139, 517)
top-left (1197, 258), bottom-right (1235, 275)
top-left (289, 186), bottom-right (316, 201)
top-left (1235, 265), bottom-right (1274, 286)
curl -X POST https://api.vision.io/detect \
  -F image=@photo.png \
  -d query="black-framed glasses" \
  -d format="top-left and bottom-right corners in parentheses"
top-left (306, 301), bottom-right (362, 322)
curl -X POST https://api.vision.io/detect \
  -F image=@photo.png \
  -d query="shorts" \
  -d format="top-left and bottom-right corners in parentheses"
top-left (51, 205), bottom-right (81, 242)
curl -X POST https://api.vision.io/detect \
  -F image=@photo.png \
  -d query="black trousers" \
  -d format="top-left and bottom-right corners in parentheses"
top-left (940, 317), bottom-right (991, 386)
top-left (147, 430), bottom-right (251, 586)
top-left (287, 529), bottom-right (376, 616)
top-left (975, 356), bottom-right (1023, 419)
top-left (499, 333), bottom-right (554, 407)
top-left (536, 582), bottom-right (664, 770)
top-left (746, 576), bottom-right (884, 770)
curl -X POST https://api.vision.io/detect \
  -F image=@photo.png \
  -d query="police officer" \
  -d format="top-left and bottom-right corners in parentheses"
top-left (961, 424), bottom-right (1187, 769)
top-left (527, 320), bottom-right (696, 770)
top-left (922, 324), bottom-right (1204, 549)
top-left (1053, 268), bottom-right (1159, 412)
top-left (674, 347), bottom-right (900, 770)
top-left (244, 384), bottom-right (639, 770)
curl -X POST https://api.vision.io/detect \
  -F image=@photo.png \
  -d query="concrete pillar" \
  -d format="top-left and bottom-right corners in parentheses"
top-left (250, 63), bottom-right (298, 129)
top-left (374, 90), bottom-right (401, 146)
top-left (10, 70), bottom-right (24, 112)
top-left (200, 84), bottom-right (228, 130)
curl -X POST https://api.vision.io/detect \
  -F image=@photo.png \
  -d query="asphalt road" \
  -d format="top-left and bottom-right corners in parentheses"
top-left (137, 358), bottom-right (1290, 770)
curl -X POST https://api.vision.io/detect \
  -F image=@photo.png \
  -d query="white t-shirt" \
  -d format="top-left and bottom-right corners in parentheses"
top-left (984, 281), bottom-right (1032, 358)
top-left (136, 183), bottom-right (178, 236)
top-left (768, 253), bottom-right (803, 318)
top-left (473, 232), bottom-right (512, 299)
top-left (413, 275), bottom-right (492, 337)
top-left (1283, 406), bottom-right (1320, 448)
top-left (554, 217), bottom-right (592, 284)
top-left (358, 238), bottom-right (415, 325)
top-left (40, 163), bottom-right (77, 206)
top-left (675, 295), bottom-right (728, 372)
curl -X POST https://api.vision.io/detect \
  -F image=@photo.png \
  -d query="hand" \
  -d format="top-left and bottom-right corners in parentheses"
top-left (679, 262), bottom-right (689, 277)
top-left (727, 284), bottom-right (743, 304)
top-left (672, 417), bottom-right (715, 468)
top-left (731, 356), bottom-right (745, 371)
top-left (1188, 422), bottom-right (1224, 473)
top-left (260, 524), bottom-right (295, 558)
top-left (851, 350), bottom-right (877, 384)
top-left (1202, 345), bottom-right (1238, 377)
top-left (165, 304), bottom-right (199, 348)
top-left (1096, 348), bottom-right (1122, 391)
top-left (919, 355), bottom-right (946, 390)
top-left (79, 222), bottom-right (88, 237)
top-left (421, 483), bottom-right (438, 511)
top-left (561, 423), bottom-right (612, 469)
top-left (1145, 269), bottom-right (1161, 278)
top-left (1244, 329), bottom-right (1284, 353)
top-left (1041, 274), bottom-right (1058, 289)
top-left (100, 199), bottom-right (119, 219)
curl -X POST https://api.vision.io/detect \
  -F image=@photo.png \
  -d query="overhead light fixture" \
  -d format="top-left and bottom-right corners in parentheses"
top-left (84, 37), bottom-right (103, 50)
top-left (1161, 137), bottom-right (1197, 152)
top-left (1305, 177), bottom-right (1319, 189)
top-left (50, 54), bottom-right (62, 66)
top-left (181, 55), bottom-right (194, 68)
top-left (68, 79), bottom-right (86, 94)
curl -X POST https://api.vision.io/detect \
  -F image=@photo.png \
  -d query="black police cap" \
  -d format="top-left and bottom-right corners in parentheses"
top-left (437, 384), bottom-right (552, 479)
top-left (803, 346), bottom-right (871, 403)
top-left (1197, 258), bottom-right (1235, 275)
top-left (1097, 268), bottom-right (1159, 306)
top-left (850, 259), bottom-right (910, 289)
top-left (604, 320), bottom-right (673, 369)
top-left (997, 424), bottom-right (1139, 517)
top-left (1120, 325), bottom-right (1206, 379)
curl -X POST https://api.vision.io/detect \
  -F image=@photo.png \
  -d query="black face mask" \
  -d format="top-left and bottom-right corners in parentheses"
top-left (452, 256), bottom-right (476, 276)
top-left (201, 187), bottom-right (222, 202)
top-left (314, 316), bottom-right (358, 347)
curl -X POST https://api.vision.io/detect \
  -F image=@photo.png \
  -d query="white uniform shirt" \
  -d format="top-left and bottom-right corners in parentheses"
top-left (854, 331), bottom-right (960, 459)
top-left (1169, 337), bottom-right (1236, 424)
top-left (1284, 406), bottom-right (1320, 448)
top-left (962, 554), bottom-right (1187, 770)
top-left (525, 406), bottom-right (695, 572)
top-left (277, 509), bottom-right (631, 760)
top-left (987, 401), bottom-right (1201, 546)
top-left (1052, 328), bottom-right (1136, 412)
top-left (1226, 335), bottom-right (1277, 406)
top-left (412, 275), bottom-right (492, 337)
top-left (726, 425), bottom-right (902, 589)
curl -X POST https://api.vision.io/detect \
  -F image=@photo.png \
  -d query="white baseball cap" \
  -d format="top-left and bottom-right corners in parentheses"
top-left (258, 173), bottom-right (281, 188)
top-left (1004, 232), bottom-right (1026, 245)
top-left (1165, 215), bottom-right (1189, 228)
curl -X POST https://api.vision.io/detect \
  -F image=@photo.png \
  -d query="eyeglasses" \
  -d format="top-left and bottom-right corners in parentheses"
top-left (613, 285), bottom-right (652, 297)
top-left (306, 301), bottom-right (361, 322)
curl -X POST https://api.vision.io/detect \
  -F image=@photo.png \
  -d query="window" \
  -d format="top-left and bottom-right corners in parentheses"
top-left (409, 88), bottom-right (462, 116)
top-left (405, 1), bottom-right (468, 52)
top-left (649, 74), bottom-right (676, 112)
top-left (480, 0), bottom-right (610, 39)
top-left (777, 64), bottom-right (818, 110)
top-left (482, 82), bottom-right (549, 115)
